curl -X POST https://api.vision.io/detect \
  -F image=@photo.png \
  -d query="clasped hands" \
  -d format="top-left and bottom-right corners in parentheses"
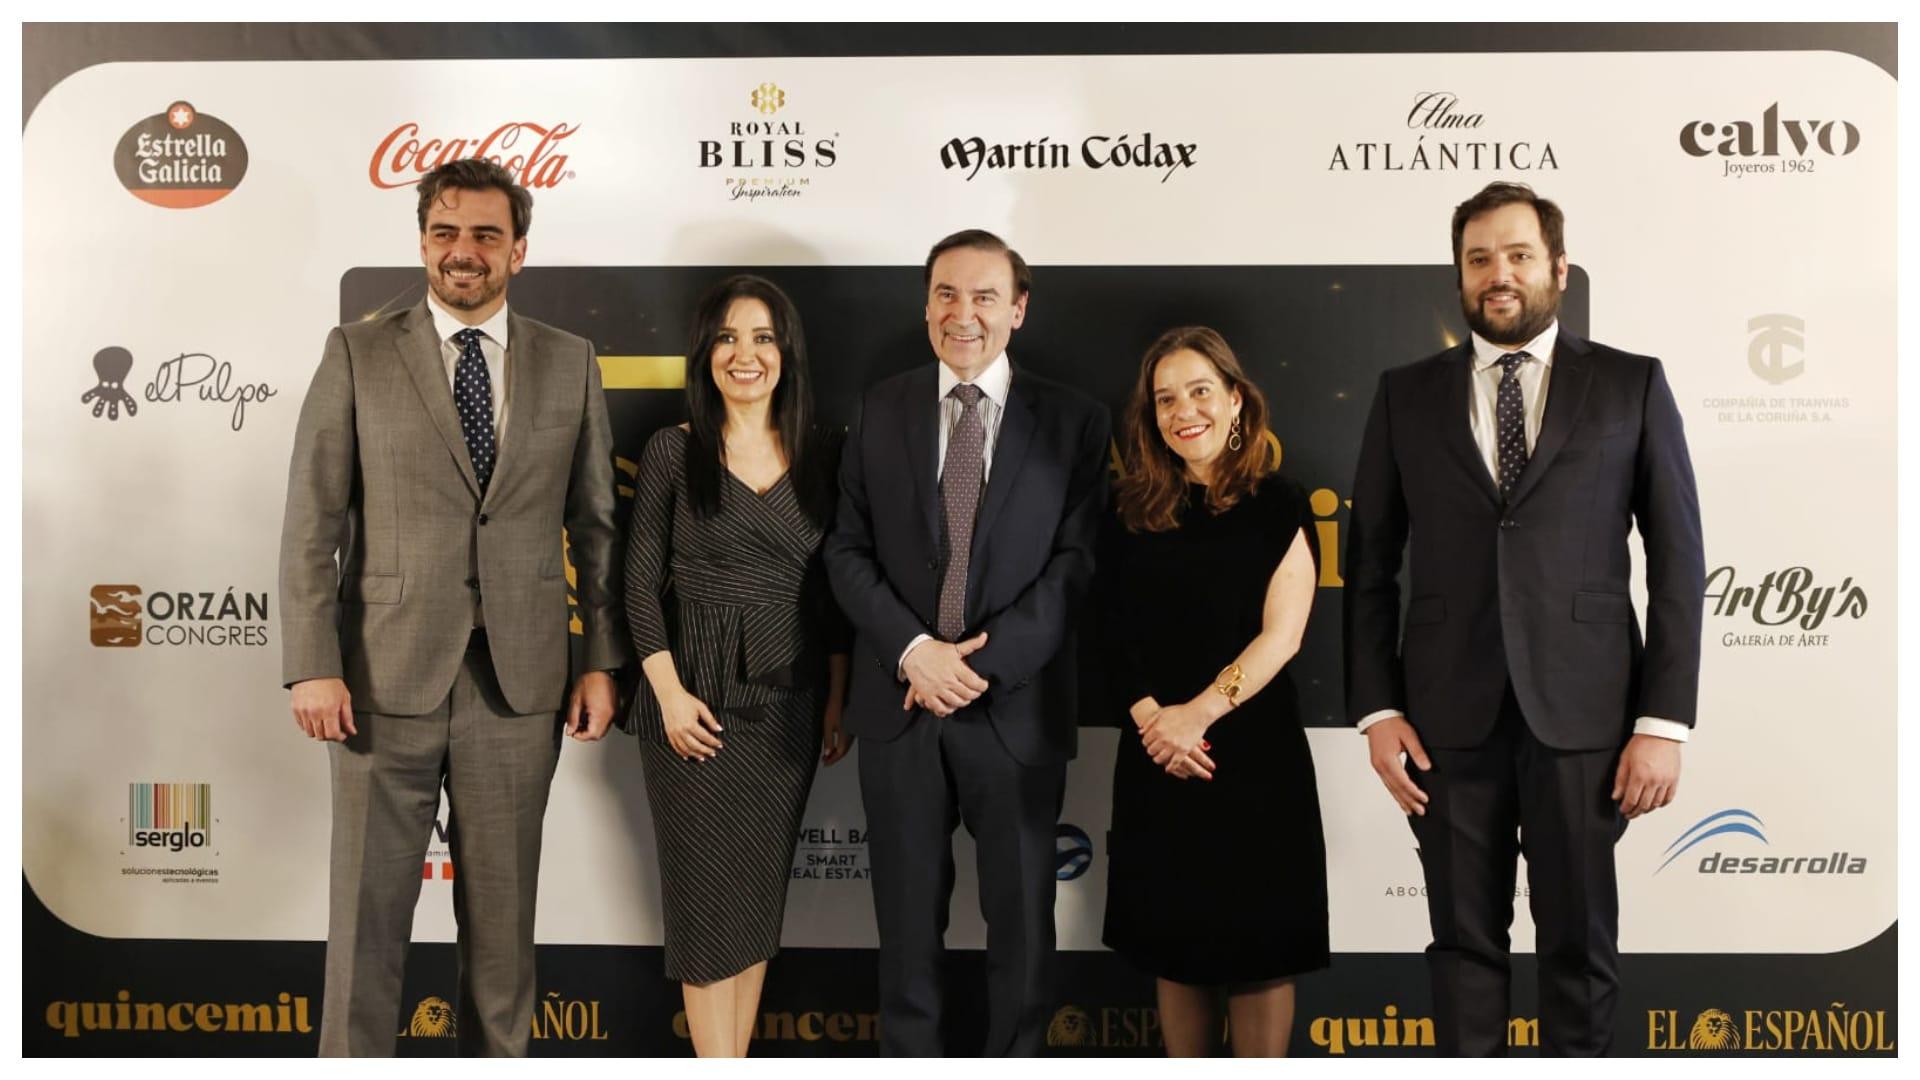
top-left (1134, 697), bottom-right (1217, 781)
top-left (899, 632), bottom-right (989, 716)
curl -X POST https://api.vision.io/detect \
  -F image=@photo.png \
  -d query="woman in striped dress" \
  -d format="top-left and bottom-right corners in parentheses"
top-left (621, 274), bottom-right (851, 1057)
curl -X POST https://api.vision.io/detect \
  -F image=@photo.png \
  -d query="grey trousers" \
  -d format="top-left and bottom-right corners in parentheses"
top-left (319, 635), bottom-right (562, 1057)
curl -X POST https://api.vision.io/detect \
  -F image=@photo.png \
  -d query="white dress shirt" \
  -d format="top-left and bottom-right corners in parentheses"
top-left (900, 352), bottom-right (1013, 671)
top-left (1357, 321), bottom-right (1687, 744)
top-left (427, 295), bottom-right (511, 447)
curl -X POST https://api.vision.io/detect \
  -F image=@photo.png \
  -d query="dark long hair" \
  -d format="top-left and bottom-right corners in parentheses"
top-left (682, 274), bottom-right (832, 527)
top-left (1115, 326), bottom-right (1275, 533)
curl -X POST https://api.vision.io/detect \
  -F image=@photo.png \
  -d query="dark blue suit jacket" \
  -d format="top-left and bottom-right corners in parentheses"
top-left (824, 362), bottom-right (1110, 766)
top-left (1343, 331), bottom-right (1705, 751)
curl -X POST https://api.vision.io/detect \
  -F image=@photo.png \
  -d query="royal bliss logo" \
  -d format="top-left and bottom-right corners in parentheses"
top-left (89, 584), bottom-right (270, 649)
top-left (81, 346), bottom-right (276, 431)
top-left (941, 132), bottom-right (1197, 183)
top-left (1328, 91), bottom-right (1557, 172)
top-left (1680, 104), bottom-right (1860, 178)
top-left (698, 82), bottom-right (838, 203)
top-left (1706, 566), bottom-right (1866, 648)
top-left (114, 101), bottom-right (249, 209)
top-left (370, 122), bottom-right (578, 190)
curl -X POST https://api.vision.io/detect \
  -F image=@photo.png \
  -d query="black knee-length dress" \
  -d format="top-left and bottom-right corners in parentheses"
top-left (1097, 477), bottom-right (1331, 985)
top-left (622, 425), bottom-right (845, 983)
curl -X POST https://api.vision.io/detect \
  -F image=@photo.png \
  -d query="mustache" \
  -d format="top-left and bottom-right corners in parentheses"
top-left (1478, 286), bottom-right (1523, 305)
top-left (439, 259), bottom-right (488, 275)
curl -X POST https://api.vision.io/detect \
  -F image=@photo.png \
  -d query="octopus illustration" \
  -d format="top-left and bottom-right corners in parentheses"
top-left (81, 346), bottom-right (139, 421)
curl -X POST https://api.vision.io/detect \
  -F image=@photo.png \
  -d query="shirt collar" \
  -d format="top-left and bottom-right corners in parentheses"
top-left (1470, 320), bottom-right (1557, 373)
top-left (427, 294), bottom-right (512, 352)
top-left (937, 351), bottom-right (1012, 408)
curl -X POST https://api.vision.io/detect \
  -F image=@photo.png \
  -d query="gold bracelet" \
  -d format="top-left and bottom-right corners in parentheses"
top-left (1213, 663), bottom-right (1244, 709)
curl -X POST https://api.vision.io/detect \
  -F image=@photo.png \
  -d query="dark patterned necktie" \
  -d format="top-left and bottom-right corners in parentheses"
top-left (452, 328), bottom-right (497, 492)
top-left (937, 383), bottom-right (986, 641)
top-left (1495, 351), bottom-right (1530, 501)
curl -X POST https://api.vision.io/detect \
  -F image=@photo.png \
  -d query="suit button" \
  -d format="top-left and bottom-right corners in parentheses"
top-left (927, 559), bottom-right (939, 570)
top-left (477, 514), bottom-right (489, 526)
top-left (1499, 519), bottom-right (1517, 529)
top-left (465, 578), bottom-right (479, 589)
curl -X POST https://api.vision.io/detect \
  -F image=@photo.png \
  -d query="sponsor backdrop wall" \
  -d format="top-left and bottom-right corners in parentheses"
top-left (21, 23), bottom-right (1897, 1056)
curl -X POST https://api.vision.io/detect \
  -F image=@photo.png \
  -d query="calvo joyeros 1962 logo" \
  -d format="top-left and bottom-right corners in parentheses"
top-left (699, 82), bottom-right (838, 203)
top-left (114, 101), bottom-right (248, 209)
top-left (1328, 91), bottom-right (1558, 173)
top-left (1680, 104), bottom-right (1860, 179)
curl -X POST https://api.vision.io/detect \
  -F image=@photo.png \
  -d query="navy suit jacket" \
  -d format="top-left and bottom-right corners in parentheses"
top-left (1343, 331), bottom-right (1705, 751)
top-left (824, 361), bottom-right (1110, 766)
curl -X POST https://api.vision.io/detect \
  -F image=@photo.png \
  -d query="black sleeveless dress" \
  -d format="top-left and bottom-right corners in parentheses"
top-left (1097, 477), bottom-right (1331, 985)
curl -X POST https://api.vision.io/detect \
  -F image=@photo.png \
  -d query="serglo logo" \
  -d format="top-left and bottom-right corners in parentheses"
top-left (113, 101), bottom-right (248, 208)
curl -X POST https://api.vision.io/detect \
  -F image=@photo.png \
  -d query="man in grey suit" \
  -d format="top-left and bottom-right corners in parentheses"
top-left (279, 158), bottom-right (628, 1056)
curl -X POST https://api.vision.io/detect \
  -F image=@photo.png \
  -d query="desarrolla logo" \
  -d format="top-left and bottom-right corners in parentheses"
top-left (113, 102), bottom-right (248, 209)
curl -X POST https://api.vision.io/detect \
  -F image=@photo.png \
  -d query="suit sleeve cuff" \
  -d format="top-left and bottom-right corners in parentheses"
top-left (1356, 709), bottom-right (1403, 734)
top-left (1634, 716), bottom-right (1690, 742)
top-left (896, 634), bottom-right (932, 680)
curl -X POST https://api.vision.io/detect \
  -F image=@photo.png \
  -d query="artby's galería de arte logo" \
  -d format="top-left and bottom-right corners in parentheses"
top-left (81, 346), bottom-right (277, 431)
top-left (698, 82), bottom-right (839, 204)
top-left (1647, 1004), bottom-right (1894, 1053)
top-left (1680, 104), bottom-right (1860, 179)
top-left (370, 121), bottom-right (579, 190)
top-left (1706, 566), bottom-right (1867, 648)
top-left (114, 101), bottom-right (248, 209)
top-left (1327, 90), bottom-right (1557, 172)
top-left (89, 584), bottom-right (271, 648)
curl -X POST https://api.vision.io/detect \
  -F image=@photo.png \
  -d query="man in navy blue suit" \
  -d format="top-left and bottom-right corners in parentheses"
top-left (1344, 183), bottom-right (1705, 1055)
top-left (825, 229), bottom-right (1109, 1055)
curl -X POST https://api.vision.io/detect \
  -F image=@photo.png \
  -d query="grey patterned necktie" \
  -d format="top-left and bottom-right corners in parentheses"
top-left (1495, 351), bottom-right (1530, 501)
top-left (452, 328), bottom-right (496, 492)
top-left (937, 383), bottom-right (986, 641)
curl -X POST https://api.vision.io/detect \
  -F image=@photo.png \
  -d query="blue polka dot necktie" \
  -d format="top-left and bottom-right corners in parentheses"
top-left (1495, 351), bottom-right (1530, 501)
top-left (451, 328), bottom-right (496, 493)
top-left (938, 383), bottom-right (986, 642)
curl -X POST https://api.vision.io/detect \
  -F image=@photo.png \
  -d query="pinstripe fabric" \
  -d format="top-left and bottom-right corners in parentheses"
top-left (621, 425), bottom-right (846, 982)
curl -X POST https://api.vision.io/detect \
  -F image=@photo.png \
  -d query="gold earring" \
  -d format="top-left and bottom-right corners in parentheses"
top-left (1228, 415), bottom-right (1243, 452)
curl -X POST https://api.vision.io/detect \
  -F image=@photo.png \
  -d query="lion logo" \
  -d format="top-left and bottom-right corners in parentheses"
top-left (1047, 1005), bottom-right (1092, 1048)
top-left (408, 996), bottom-right (456, 1038)
top-left (1687, 1008), bottom-right (1740, 1050)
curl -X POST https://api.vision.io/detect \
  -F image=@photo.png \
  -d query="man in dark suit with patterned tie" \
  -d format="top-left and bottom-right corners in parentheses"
top-left (1344, 183), bottom-right (1705, 1055)
top-left (279, 158), bottom-right (628, 1055)
top-left (824, 230), bottom-right (1110, 1055)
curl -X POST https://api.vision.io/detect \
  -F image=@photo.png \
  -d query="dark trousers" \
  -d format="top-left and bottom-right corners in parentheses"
top-left (1407, 685), bottom-right (1627, 1056)
top-left (858, 708), bottom-right (1067, 1056)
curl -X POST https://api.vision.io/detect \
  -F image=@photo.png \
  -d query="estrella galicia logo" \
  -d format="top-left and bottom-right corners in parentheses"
top-left (1748, 314), bottom-right (1806, 385)
top-left (1657, 808), bottom-right (1867, 876)
top-left (1055, 824), bottom-right (1093, 881)
top-left (113, 101), bottom-right (249, 208)
top-left (1657, 809), bottom-right (1766, 873)
top-left (80, 346), bottom-right (277, 430)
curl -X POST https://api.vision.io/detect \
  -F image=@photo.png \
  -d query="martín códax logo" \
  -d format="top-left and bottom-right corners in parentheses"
top-left (113, 101), bottom-right (249, 209)
top-left (942, 132), bottom-right (1196, 183)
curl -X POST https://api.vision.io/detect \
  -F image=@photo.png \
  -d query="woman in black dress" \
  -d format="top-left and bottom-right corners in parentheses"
top-left (621, 274), bottom-right (850, 1057)
top-left (1098, 325), bottom-right (1328, 1056)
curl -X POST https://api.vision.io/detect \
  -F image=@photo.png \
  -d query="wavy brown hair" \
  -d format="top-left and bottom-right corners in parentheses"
top-left (1115, 326), bottom-right (1274, 533)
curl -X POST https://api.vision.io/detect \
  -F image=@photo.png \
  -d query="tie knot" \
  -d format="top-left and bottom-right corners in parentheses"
top-left (453, 328), bottom-right (485, 350)
top-left (950, 383), bottom-right (984, 407)
top-left (1498, 351), bottom-right (1530, 375)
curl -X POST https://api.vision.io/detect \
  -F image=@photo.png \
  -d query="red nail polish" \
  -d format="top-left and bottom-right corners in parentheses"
top-left (1201, 740), bottom-right (1211, 751)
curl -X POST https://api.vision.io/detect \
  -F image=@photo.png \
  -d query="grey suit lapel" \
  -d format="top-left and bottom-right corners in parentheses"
top-left (483, 310), bottom-right (539, 510)
top-left (396, 301), bottom-right (482, 499)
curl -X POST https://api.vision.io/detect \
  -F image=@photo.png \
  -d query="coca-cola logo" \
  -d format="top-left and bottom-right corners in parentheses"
top-left (113, 101), bottom-right (248, 209)
top-left (369, 122), bottom-right (578, 190)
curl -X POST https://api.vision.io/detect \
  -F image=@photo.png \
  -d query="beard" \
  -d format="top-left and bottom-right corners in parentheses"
top-left (427, 261), bottom-right (505, 312)
top-left (1461, 276), bottom-right (1561, 347)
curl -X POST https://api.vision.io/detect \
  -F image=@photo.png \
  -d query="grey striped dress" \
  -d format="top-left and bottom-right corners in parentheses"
top-left (621, 425), bottom-right (846, 984)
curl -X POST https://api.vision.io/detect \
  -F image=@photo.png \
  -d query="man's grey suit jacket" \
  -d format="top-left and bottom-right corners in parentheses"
top-left (279, 299), bottom-right (629, 716)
